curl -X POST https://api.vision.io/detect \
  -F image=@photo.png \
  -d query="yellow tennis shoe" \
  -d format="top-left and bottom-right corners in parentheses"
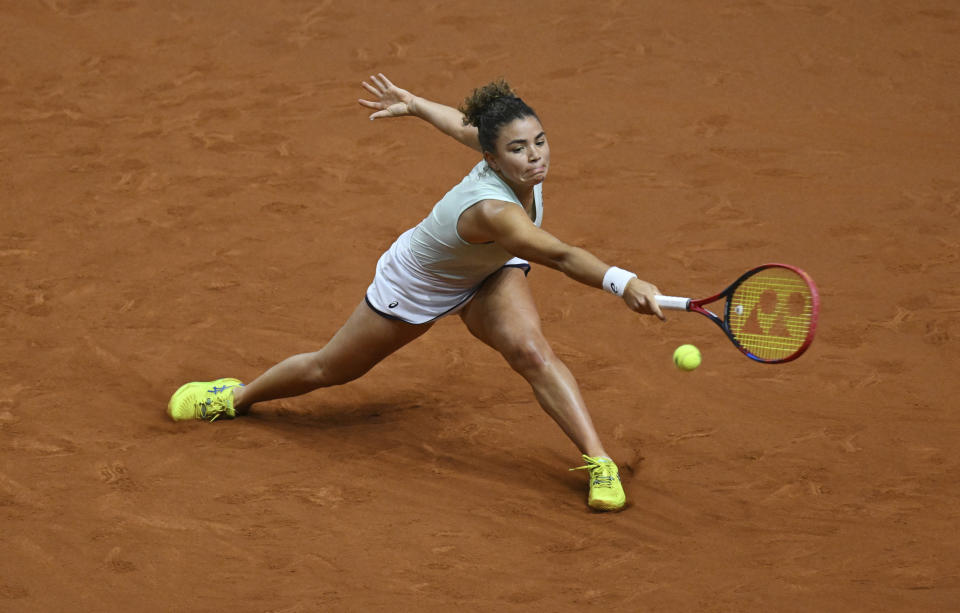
top-left (167, 378), bottom-right (243, 422)
top-left (571, 455), bottom-right (626, 511)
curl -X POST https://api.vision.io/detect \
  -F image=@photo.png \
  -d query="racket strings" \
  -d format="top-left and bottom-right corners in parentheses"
top-left (726, 270), bottom-right (816, 361)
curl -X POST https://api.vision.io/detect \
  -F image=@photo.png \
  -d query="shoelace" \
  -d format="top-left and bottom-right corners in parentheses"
top-left (197, 392), bottom-right (231, 422)
top-left (569, 457), bottom-right (619, 489)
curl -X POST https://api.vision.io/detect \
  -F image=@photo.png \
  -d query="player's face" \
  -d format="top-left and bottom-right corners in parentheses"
top-left (486, 115), bottom-right (550, 190)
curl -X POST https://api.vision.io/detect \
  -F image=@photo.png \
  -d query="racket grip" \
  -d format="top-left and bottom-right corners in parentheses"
top-left (655, 295), bottom-right (690, 310)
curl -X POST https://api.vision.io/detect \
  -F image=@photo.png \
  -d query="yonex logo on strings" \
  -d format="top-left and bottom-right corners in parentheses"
top-left (731, 286), bottom-right (809, 342)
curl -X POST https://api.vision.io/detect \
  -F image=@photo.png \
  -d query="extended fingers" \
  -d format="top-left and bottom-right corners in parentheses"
top-left (358, 73), bottom-right (405, 120)
top-left (377, 73), bottom-right (396, 89)
top-left (361, 80), bottom-right (381, 97)
top-left (369, 73), bottom-right (390, 93)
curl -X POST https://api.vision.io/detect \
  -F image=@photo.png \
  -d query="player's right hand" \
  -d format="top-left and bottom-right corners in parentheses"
top-left (358, 73), bottom-right (416, 119)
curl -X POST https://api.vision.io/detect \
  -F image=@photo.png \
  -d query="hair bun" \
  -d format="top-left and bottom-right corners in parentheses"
top-left (458, 79), bottom-right (538, 152)
top-left (459, 79), bottom-right (516, 128)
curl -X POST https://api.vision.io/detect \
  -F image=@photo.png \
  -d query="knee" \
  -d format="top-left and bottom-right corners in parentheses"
top-left (302, 351), bottom-right (360, 388)
top-left (500, 333), bottom-right (555, 375)
top-left (301, 351), bottom-right (346, 388)
top-left (298, 352), bottom-right (329, 386)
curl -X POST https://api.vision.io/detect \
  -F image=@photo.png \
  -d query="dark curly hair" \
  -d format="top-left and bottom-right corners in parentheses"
top-left (459, 79), bottom-right (539, 153)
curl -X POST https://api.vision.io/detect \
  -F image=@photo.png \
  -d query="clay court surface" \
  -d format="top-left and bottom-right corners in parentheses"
top-left (2, 1), bottom-right (959, 611)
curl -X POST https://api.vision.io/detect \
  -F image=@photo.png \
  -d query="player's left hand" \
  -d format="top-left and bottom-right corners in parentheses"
top-left (623, 278), bottom-right (665, 320)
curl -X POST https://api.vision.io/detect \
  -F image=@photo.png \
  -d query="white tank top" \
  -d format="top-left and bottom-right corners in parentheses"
top-left (409, 160), bottom-right (543, 284)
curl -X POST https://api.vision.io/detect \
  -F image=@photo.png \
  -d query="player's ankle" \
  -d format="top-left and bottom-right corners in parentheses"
top-left (231, 388), bottom-right (248, 413)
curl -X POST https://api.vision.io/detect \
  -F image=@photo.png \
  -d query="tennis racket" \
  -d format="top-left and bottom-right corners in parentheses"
top-left (655, 263), bottom-right (820, 364)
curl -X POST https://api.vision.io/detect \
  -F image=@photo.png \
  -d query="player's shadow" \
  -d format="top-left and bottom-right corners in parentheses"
top-left (241, 398), bottom-right (607, 511)
top-left (243, 398), bottom-right (428, 430)
top-left (239, 397), bottom-right (440, 456)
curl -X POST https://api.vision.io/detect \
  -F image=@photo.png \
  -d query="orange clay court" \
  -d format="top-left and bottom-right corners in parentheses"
top-left (1, 1), bottom-right (958, 611)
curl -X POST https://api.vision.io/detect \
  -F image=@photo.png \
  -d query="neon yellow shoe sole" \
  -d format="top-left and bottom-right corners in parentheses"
top-left (167, 378), bottom-right (243, 422)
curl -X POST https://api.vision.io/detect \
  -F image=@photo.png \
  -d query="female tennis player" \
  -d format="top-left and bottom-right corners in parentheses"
top-left (168, 74), bottom-right (665, 512)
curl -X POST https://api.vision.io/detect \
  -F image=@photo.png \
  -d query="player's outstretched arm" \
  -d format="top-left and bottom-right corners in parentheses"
top-left (358, 73), bottom-right (481, 152)
top-left (461, 201), bottom-right (665, 319)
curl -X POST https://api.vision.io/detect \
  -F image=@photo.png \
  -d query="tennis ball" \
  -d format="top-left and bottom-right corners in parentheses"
top-left (673, 344), bottom-right (701, 371)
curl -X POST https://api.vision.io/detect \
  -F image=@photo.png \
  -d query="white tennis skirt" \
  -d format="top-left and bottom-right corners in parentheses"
top-left (365, 229), bottom-right (530, 324)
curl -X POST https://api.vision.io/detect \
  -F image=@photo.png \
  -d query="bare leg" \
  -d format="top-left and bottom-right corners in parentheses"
top-left (233, 301), bottom-right (432, 413)
top-left (459, 268), bottom-right (608, 458)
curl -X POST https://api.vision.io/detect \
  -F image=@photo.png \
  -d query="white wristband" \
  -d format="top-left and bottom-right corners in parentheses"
top-left (602, 266), bottom-right (637, 297)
